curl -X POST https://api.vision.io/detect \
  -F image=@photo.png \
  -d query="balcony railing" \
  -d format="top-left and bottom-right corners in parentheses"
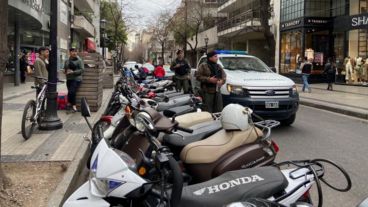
top-left (73, 15), bottom-right (95, 37)
top-left (218, 0), bottom-right (230, 6)
top-left (217, 9), bottom-right (260, 32)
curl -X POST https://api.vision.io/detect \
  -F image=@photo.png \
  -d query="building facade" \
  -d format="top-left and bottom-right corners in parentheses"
top-left (217, 0), bottom-right (275, 66)
top-left (5, 0), bottom-right (100, 84)
top-left (279, 0), bottom-right (368, 85)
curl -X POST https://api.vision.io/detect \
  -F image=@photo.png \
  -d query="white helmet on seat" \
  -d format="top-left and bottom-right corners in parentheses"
top-left (221, 104), bottom-right (253, 131)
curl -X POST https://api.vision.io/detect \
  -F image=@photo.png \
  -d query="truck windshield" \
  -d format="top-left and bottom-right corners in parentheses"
top-left (220, 57), bottom-right (271, 72)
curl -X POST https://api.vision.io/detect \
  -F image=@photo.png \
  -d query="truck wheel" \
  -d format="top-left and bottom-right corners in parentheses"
top-left (281, 114), bottom-right (296, 126)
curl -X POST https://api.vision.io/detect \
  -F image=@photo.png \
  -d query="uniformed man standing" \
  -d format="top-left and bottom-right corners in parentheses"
top-left (196, 51), bottom-right (226, 113)
top-left (170, 49), bottom-right (191, 93)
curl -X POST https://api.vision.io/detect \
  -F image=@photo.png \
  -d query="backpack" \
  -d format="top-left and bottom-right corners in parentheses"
top-left (139, 68), bottom-right (147, 79)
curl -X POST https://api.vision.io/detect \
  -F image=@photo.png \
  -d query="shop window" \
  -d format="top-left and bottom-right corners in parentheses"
top-left (280, 31), bottom-right (302, 74)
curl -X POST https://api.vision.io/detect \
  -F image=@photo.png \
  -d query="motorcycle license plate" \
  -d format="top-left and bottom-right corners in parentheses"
top-left (265, 101), bottom-right (279, 109)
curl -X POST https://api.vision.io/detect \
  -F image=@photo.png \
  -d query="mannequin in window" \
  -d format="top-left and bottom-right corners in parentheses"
top-left (355, 57), bottom-right (363, 83)
top-left (345, 56), bottom-right (354, 84)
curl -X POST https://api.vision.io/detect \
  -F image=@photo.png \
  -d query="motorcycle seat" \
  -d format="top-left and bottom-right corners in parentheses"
top-left (156, 96), bottom-right (192, 111)
top-left (181, 166), bottom-right (288, 207)
top-left (180, 127), bottom-right (263, 164)
top-left (163, 105), bottom-right (196, 117)
top-left (163, 120), bottom-right (222, 147)
top-left (175, 112), bottom-right (213, 128)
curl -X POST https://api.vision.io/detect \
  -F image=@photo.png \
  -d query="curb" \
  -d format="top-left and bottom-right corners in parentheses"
top-left (48, 89), bottom-right (113, 207)
top-left (300, 99), bottom-right (368, 120)
top-left (48, 139), bottom-right (90, 207)
top-left (3, 90), bottom-right (34, 101)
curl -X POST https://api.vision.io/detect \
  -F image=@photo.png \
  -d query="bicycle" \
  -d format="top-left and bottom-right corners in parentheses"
top-left (21, 76), bottom-right (65, 140)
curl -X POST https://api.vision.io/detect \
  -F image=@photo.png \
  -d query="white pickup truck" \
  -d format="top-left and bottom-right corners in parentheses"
top-left (191, 50), bottom-right (299, 125)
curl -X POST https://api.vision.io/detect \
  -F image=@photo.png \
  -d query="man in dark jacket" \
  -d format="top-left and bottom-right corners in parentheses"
top-left (323, 58), bottom-right (336, 91)
top-left (196, 51), bottom-right (226, 113)
top-left (64, 48), bottom-right (84, 112)
top-left (170, 49), bottom-right (191, 93)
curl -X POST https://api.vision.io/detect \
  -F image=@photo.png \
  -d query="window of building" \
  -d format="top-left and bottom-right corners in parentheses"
top-left (281, 0), bottom-right (304, 22)
top-left (280, 31), bottom-right (302, 73)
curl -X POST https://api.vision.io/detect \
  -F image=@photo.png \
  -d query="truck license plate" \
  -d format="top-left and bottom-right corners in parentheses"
top-left (265, 101), bottom-right (279, 109)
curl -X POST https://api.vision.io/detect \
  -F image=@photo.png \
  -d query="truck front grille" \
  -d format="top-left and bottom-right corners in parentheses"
top-left (246, 88), bottom-right (291, 99)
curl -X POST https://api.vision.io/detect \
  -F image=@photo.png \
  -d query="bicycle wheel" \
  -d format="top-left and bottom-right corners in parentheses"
top-left (22, 100), bottom-right (37, 140)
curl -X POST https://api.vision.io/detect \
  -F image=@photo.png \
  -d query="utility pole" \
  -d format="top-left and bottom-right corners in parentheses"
top-left (39, 0), bottom-right (63, 130)
top-left (184, 0), bottom-right (188, 57)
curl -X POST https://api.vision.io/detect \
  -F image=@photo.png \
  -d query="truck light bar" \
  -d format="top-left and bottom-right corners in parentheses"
top-left (215, 50), bottom-right (248, 55)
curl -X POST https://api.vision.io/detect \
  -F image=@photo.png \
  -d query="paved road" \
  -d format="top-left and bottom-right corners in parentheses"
top-left (273, 105), bottom-right (368, 207)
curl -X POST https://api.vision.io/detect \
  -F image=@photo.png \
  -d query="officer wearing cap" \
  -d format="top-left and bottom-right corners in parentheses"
top-left (196, 50), bottom-right (226, 113)
top-left (64, 48), bottom-right (84, 112)
top-left (170, 49), bottom-right (191, 93)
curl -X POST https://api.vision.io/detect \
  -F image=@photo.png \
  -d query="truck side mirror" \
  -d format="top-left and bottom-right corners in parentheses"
top-left (270, 67), bottom-right (277, 73)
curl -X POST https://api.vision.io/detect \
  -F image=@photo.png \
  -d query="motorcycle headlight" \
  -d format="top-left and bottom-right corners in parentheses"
top-left (89, 156), bottom-right (125, 197)
top-left (135, 112), bottom-right (154, 132)
top-left (227, 84), bottom-right (245, 96)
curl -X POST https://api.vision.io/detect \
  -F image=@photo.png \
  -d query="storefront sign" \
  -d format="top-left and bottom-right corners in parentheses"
top-left (334, 13), bottom-right (368, 31)
top-left (304, 17), bottom-right (331, 27)
top-left (281, 19), bottom-right (302, 29)
top-left (22, 0), bottom-right (43, 13)
top-left (351, 15), bottom-right (368, 27)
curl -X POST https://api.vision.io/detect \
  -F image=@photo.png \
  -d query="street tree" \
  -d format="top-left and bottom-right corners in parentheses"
top-left (100, 0), bottom-right (128, 62)
top-left (169, 0), bottom-right (213, 65)
top-left (259, 0), bottom-right (276, 63)
top-left (0, 0), bottom-right (11, 191)
top-left (152, 11), bottom-right (172, 64)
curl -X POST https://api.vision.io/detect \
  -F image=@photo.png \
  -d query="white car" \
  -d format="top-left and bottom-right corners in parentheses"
top-left (191, 50), bottom-right (299, 125)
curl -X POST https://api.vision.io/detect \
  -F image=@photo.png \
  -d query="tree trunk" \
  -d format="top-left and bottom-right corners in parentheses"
top-left (0, 0), bottom-right (12, 190)
top-left (259, 0), bottom-right (275, 64)
top-left (161, 42), bottom-right (165, 64)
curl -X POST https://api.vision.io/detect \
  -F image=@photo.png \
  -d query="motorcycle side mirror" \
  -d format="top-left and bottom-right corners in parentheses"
top-left (81, 97), bottom-right (91, 117)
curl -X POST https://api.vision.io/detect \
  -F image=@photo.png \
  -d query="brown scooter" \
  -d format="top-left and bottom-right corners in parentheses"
top-left (120, 107), bottom-right (280, 184)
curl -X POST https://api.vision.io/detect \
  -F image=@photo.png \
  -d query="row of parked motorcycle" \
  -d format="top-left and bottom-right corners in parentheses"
top-left (63, 73), bottom-right (365, 207)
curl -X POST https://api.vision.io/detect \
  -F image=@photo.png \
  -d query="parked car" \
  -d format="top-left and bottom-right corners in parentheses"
top-left (191, 50), bottom-right (299, 125)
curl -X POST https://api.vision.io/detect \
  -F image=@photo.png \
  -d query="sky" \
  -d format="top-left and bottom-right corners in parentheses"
top-left (124, 0), bottom-right (181, 30)
top-left (123, 0), bottom-right (181, 49)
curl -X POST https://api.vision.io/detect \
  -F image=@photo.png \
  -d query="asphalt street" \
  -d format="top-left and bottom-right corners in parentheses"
top-left (273, 105), bottom-right (368, 207)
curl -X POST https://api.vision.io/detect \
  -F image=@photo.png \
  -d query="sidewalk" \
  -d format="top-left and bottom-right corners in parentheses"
top-left (297, 83), bottom-right (368, 119)
top-left (1, 82), bottom-right (113, 207)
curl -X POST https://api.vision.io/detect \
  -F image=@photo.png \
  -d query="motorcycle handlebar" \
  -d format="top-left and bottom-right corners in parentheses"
top-left (176, 126), bottom-right (194, 134)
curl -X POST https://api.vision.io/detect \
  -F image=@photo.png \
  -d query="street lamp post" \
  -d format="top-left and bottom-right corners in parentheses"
top-left (100, 19), bottom-right (107, 60)
top-left (39, 0), bottom-right (63, 130)
top-left (204, 36), bottom-right (209, 54)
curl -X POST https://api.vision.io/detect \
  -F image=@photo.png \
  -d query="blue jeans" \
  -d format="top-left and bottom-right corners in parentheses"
top-left (67, 80), bottom-right (81, 105)
top-left (302, 74), bottom-right (310, 92)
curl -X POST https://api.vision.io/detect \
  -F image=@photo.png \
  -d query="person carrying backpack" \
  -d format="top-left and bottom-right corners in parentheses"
top-left (154, 64), bottom-right (165, 81)
top-left (323, 58), bottom-right (336, 91)
top-left (135, 65), bottom-right (147, 83)
top-left (170, 49), bottom-right (191, 93)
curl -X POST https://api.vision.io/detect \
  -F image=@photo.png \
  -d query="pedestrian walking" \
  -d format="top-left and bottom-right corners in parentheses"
top-left (64, 48), bottom-right (84, 113)
top-left (323, 58), bottom-right (336, 91)
top-left (170, 49), bottom-right (191, 93)
top-left (196, 51), bottom-right (226, 113)
top-left (33, 47), bottom-right (49, 94)
top-left (154, 64), bottom-right (165, 81)
top-left (20, 50), bottom-right (29, 83)
top-left (300, 57), bottom-right (313, 93)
